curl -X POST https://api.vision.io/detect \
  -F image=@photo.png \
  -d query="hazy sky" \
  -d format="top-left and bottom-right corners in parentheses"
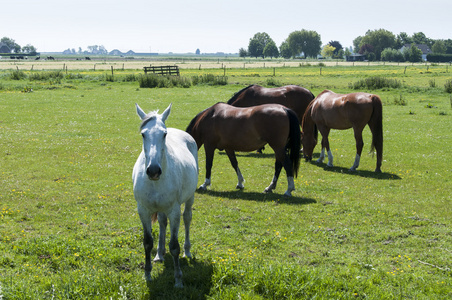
top-left (3, 0), bottom-right (451, 54)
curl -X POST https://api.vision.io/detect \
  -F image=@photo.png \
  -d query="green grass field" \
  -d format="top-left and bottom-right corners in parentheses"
top-left (1, 63), bottom-right (451, 299)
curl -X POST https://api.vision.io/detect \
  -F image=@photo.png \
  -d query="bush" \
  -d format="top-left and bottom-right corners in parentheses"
top-left (138, 74), bottom-right (192, 88)
top-left (9, 70), bottom-right (26, 80)
top-left (445, 79), bottom-right (452, 93)
top-left (29, 71), bottom-right (63, 81)
top-left (349, 76), bottom-right (402, 90)
top-left (192, 74), bottom-right (228, 86)
top-left (427, 53), bottom-right (452, 63)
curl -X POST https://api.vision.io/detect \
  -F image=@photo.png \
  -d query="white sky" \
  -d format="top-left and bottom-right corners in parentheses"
top-left (3, 0), bottom-right (451, 54)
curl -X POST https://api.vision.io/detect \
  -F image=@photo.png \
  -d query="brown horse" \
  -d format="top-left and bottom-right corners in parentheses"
top-left (227, 84), bottom-right (315, 124)
top-left (186, 102), bottom-right (301, 196)
top-left (301, 90), bottom-right (383, 173)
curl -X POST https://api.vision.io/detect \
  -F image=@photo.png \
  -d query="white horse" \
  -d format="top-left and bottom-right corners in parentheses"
top-left (132, 103), bottom-right (198, 288)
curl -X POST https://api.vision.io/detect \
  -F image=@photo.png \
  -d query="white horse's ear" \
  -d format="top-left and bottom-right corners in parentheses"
top-left (161, 103), bottom-right (172, 122)
top-left (136, 103), bottom-right (147, 120)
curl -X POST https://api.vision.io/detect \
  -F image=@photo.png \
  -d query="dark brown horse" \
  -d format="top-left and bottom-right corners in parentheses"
top-left (301, 90), bottom-right (383, 173)
top-left (186, 102), bottom-right (301, 196)
top-left (227, 84), bottom-right (315, 124)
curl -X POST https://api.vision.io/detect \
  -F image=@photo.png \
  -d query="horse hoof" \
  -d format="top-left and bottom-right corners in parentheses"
top-left (284, 191), bottom-right (292, 197)
top-left (375, 168), bottom-right (382, 173)
top-left (264, 188), bottom-right (273, 194)
top-left (236, 184), bottom-right (244, 190)
top-left (198, 185), bottom-right (207, 191)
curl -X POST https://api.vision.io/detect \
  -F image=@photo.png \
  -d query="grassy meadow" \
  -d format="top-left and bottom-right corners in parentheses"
top-left (0, 62), bottom-right (451, 299)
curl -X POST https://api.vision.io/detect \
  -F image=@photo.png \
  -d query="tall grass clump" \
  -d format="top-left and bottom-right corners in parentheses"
top-left (9, 70), bottom-right (26, 80)
top-left (445, 79), bottom-right (452, 93)
top-left (138, 74), bottom-right (192, 88)
top-left (192, 74), bottom-right (228, 86)
top-left (29, 71), bottom-right (64, 81)
top-left (349, 76), bottom-right (402, 90)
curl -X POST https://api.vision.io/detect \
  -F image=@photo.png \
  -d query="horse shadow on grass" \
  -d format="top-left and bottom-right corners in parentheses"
top-left (146, 255), bottom-right (213, 299)
top-left (306, 159), bottom-right (401, 180)
top-left (197, 189), bottom-right (316, 205)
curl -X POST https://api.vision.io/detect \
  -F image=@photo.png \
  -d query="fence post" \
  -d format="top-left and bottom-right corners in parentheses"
top-left (273, 67), bottom-right (275, 76)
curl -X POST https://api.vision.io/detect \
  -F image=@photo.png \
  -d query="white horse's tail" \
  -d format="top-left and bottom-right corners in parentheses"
top-left (151, 212), bottom-right (158, 224)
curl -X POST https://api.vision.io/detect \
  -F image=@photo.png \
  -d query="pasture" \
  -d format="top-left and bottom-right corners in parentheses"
top-left (0, 62), bottom-right (451, 299)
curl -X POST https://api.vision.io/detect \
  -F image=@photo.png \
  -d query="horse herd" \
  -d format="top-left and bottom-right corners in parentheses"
top-left (132, 84), bottom-right (384, 287)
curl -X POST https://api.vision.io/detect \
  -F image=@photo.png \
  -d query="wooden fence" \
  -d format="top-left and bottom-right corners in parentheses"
top-left (143, 65), bottom-right (180, 76)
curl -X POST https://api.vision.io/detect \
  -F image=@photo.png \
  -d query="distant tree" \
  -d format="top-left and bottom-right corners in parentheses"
top-left (403, 44), bottom-right (423, 62)
top-left (287, 29), bottom-right (321, 58)
top-left (396, 32), bottom-right (413, 48)
top-left (432, 40), bottom-right (446, 54)
top-left (412, 32), bottom-right (432, 47)
top-left (22, 44), bottom-right (37, 55)
top-left (279, 40), bottom-right (291, 59)
top-left (353, 36), bottom-right (363, 53)
top-left (321, 44), bottom-right (335, 58)
top-left (195, 48), bottom-right (201, 55)
top-left (248, 32), bottom-right (274, 58)
top-left (328, 41), bottom-right (343, 58)
top-left (344, 47), bottom-right (352, 57)
top-left (444, 39), bottom-right (452, 54)
top-left (239, 48), bottom-right (248, 57)
top-left (360, 29), bottom-right (396, 60)
top-left (263, 40), bottom-right (279, 58)
top-left (359, 44), bottom-right (374, 55)
top-left (248, 38), bottom-right (263, 58)
top-left (381, 48), bottom-right (405, 62)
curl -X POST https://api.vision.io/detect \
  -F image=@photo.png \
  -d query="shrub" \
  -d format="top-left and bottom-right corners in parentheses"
top-left (349, 76), bottom-right (402, 90)
top-left (445, 79), bottom-right (452, 93)
top-left (192, 74), bottom-right (228, 86)
top-left (9, 70), bottom-right (26, 80)
top-left (29, 71), bottom-right (63, 81)
top-left (138, 74), bottom-right (193, 88)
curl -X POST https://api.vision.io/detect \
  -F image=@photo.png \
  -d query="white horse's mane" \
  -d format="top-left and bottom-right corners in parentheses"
top-left (140, 110), bottom-right (160, 129)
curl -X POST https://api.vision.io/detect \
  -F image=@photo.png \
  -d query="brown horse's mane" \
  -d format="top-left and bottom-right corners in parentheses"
top-left (302, 101), bottom-right (318, 141)
top-left (226, 85), bottom-right (257, 105)
top-left (186, 102), bottom-right (222, 134)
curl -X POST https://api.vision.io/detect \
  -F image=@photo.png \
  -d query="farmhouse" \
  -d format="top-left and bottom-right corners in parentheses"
top-left (400, 44), bottom-right (432, 61)
top-left (346, 53), bottom-right (366, 62)
top-left (0, 42), bottom-right (11, 53)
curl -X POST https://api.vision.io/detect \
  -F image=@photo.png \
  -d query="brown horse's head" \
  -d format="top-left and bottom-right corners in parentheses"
top-left (301, 124), bottom-right (318, 161)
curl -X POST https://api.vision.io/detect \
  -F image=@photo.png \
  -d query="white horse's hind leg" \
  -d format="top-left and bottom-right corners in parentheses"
top-left (284, 176), bottom-right (295, 197)
top-left (350, 154), bottom-right (360, 171)
top-left (183, 196), bottom-right (194, 259)
top-left (316, 148), bottom-right (325, 163)
top-left (236, 167), bottom-right (245, 189)
top-left (199, 178), bottom-right (211, 190)
top-left (327, 149), bottom-right (334, 167)
top-left (153, 212), bottom-right (167, 262)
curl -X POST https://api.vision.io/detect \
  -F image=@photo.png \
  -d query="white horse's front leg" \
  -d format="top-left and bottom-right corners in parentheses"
top-left (236, 167), bottom-right (245, 189)
top-left (284, 176), bottom-right (295, 197)
top-left (199, 178), bottom-right (211, 190)
top-left (327, 149), bottom-right (334, 167)
top-left (153, 212), bottom-right (167, 262)
top-left (350, 154), bottom-right (360, 171)
top-left (316, 148), bottom-right (325, 163)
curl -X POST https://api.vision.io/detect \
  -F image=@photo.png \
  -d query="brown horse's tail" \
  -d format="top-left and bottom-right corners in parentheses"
top-left (369, 95), bottom-right (383, 167)
top-left (284, 108), bottom-right (301, 178)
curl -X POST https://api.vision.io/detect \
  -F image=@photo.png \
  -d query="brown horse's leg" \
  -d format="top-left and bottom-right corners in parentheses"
top-left (225, 149), bottom-right (245, 189)
top-left (318, 127), bottom-right (333, 167)
top-left (350, 127), bottom-right (364, 171)
top-left (265, 160), bottom-right (283, 194)
top-left (199, 145), bottom-right (215, 190)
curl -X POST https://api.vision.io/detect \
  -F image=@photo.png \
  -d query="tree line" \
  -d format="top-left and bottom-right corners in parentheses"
top-left (241, 29), bottom-right (452, 62)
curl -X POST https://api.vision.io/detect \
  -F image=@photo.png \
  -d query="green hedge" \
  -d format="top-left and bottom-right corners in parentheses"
top-left (427, 53), bottom-right (452, 62)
